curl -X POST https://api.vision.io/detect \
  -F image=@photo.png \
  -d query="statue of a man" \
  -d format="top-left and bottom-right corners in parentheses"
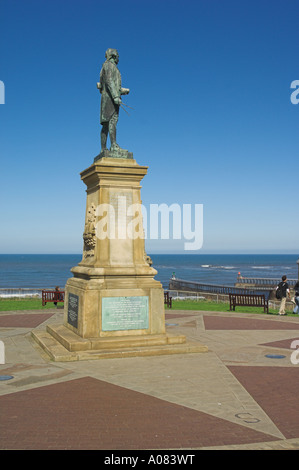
top-left (97, 48), bottom-right (129, 153)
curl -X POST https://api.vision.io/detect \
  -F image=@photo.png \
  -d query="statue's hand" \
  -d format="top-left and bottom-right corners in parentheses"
top-left (121, 87), bottom-right (130, 95)
top-left (114, 97), bottom-right (122, 105)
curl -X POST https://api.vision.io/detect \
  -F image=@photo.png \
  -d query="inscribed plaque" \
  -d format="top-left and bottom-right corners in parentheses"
top-left (67, 293), bottom-right (79, 328)
top-left (109, 192), bottom-right (133, 239)
top-left (102, 296), bottom-right (149, 331)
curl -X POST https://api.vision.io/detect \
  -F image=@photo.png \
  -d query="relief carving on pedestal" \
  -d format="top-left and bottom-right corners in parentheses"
top-left (83, 203), bottom-right (97, 258)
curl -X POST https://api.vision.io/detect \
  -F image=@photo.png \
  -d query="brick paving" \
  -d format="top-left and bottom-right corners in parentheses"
top-left (1, 309), bottom-right (299, 450)
top-left (261, 337), bottom-right (299, 349)
top-left (228, 367), bottom-right (299, 440)
top-left (203, 315), bottom-right (299, 330)
top-left (0, 376), bottom-right (279, 450)
top-left (0, 313), bottom-right (54, 328)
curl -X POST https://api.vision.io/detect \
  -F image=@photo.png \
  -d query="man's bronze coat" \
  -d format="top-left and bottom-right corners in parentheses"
top-left (99, 60), bottom-right (122, 124)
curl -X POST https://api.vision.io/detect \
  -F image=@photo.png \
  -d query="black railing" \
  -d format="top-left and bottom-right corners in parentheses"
top-left (169, 278), bottom-right (272, 298)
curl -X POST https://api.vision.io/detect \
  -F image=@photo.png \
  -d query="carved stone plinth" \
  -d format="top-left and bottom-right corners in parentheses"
top-left (32, 155), bottom-right (208, 360)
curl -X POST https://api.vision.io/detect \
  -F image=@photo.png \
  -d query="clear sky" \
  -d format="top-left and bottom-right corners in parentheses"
top-left (0, 0), bottom-right (298, 254)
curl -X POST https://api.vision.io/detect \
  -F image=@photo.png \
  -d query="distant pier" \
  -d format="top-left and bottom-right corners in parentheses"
top-left (168, 275), bottom-right (297, 305)
top-left (235, 275), bottom-right (297, 288)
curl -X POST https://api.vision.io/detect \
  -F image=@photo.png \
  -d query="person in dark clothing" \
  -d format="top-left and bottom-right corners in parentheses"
top-left (276, 275), bottom-right (290, 315)
top-left (53, 286), bottom-right (63, 306)
top-left (293, 281), bottom-right (299, 314)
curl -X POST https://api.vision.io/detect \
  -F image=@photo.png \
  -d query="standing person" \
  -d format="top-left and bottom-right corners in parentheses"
top-left (293, 281), bottom-right (299, 314)
top-left (276, 275), bottom-right (290, 315)
top-left (97, 48), bottom-right (130, 152)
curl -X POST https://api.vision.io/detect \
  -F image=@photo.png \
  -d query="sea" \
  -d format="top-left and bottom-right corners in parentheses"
top-left (0, 254), bottom-right (298, 296)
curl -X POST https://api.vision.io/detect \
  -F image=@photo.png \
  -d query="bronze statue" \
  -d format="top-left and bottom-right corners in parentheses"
top-left (97, 49), bottom-right (129, 153)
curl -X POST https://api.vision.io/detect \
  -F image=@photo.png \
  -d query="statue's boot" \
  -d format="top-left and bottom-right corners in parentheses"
top-left (110, 143), bottom-right (121, 151)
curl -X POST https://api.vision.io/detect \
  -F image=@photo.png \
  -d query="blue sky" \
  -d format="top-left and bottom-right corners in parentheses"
top-left (0, 0), bottom-right (298, 254)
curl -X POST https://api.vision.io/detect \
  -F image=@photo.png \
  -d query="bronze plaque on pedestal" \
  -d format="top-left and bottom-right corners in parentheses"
top-left (102, 296), bottom-right (149, 331)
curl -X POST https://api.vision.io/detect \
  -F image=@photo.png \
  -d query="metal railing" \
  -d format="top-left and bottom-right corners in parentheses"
top-left (169, 278), bottom-right (272, 297)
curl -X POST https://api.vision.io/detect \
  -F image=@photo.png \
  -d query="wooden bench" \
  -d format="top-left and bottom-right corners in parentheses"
top-left (42, 290), bottom-right (65, 306)
top-left (229, 293), bottom-right (269, 314)
top-left (164, 291), bottom-right (173, 308)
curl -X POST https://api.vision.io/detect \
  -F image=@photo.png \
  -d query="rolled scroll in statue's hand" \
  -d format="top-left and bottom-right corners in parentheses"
top-left (121, 87), bottom-right (130, 95)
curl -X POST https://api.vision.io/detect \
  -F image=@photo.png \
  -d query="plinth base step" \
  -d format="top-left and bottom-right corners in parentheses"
top-left (31, 324), bottom-right (208, 362)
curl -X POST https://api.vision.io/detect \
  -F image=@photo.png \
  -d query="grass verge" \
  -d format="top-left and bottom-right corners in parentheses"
top-left (166, 298), bottom-right (297, 316)
top-left (0, 298), bottom-right (61, 311)
top-left (0, 297), bottom-right (297, 316)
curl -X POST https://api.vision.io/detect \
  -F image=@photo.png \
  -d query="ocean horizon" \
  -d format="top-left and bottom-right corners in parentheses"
top-left (0, 253), bottom-right (298, 292)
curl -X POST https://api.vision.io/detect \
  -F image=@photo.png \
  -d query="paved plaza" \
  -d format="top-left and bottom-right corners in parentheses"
top-left (1, 307), bottom-right (299, 450)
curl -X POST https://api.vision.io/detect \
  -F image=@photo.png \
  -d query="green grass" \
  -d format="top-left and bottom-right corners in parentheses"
top-left (166, 298), bottom-right (296, 316)
top-left (0, 297), bottom-right (297, 317)
top-left (0, 298), bottom-right (61, 311)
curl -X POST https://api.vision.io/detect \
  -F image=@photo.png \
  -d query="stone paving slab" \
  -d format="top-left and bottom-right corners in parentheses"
top-left (1, 308), bottom-right (299, 450)
top-left (0, 376), bottom-right (279, 450)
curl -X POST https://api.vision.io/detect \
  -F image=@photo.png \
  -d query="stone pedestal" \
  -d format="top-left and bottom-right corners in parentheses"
top-left (32, 155), bottom-right (208, 360)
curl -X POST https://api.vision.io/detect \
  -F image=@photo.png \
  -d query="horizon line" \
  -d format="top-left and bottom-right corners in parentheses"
top-left (0, 252), bottom-right (298, 256)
